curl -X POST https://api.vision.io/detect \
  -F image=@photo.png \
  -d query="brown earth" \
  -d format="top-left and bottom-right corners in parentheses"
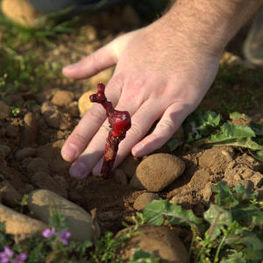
top-left (0, 3), bottom-right (263, 259)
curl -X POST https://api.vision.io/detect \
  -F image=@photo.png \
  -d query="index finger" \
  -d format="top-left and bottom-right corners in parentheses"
top-left (61, 79), bottom-right (122, 162)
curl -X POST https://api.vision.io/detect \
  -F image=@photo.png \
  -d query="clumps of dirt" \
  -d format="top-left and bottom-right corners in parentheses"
top-left (166, 146), bottom-right (263, 214)
top-left (1, 86), bottom-right (263, 231)
top-left (0, 88), bottom-right (78, 208)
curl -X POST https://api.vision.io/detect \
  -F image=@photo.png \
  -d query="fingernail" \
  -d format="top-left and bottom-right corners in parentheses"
top-left (63, 63), bottom-right (79, 71)
top-left (70, 161), bottom-right (89, 179)
top-left (62, 143), bottom-right (78, 161)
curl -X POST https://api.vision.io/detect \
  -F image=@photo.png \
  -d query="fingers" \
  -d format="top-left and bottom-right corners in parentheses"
top-left (62, 44), bottom-right (117, 79)
top-left (61, 79), bottom-right (122, 164)
top-left (92, 100), bottom-right (161, 175)
top-left (132, 102), bottom-right (192, 157)
top-left (69, 118), bottom-right (110, 179)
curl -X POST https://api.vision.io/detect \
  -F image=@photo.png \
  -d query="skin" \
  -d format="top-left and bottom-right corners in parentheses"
top-left (61, 0), bottom-right (263, 179)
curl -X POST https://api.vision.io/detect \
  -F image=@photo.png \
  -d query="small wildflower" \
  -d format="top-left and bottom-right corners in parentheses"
top-left (0, 247), bottom-right (26, 263)
top-left (42, 227), bottom-right (71, 246)
top-left (12, 253), bottom-right (27, 263)
top-left (0, 246), bottom-right (14, 263)
top-left (42, 227), bottom-right (55, 238)
top-left (56, 230), bottom-right (71, 246)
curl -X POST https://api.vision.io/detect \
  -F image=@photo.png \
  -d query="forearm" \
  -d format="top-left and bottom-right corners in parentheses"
top-left (160, 0), bottom-right (263, 54)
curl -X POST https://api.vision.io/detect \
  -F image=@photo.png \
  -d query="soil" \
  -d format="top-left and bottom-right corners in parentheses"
top-left (0, 2), bottom-right (263, 254)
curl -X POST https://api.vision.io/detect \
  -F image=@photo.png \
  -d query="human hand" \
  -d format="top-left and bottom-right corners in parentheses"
top-left (61, 15), bottom-right (222, 179)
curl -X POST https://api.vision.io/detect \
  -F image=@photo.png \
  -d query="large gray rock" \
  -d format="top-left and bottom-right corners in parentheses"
top-left (0, 204), bottom-right (47, 242)
top-left (130, 153), bottom-right (185, 192)
top-left (28, 189), bottom-right (100, 242)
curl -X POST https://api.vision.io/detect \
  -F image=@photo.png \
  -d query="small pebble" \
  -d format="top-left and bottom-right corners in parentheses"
top-left (133, 192), bottom-right (160, 211)
top-left (0, 144), bottom-right (11, 159)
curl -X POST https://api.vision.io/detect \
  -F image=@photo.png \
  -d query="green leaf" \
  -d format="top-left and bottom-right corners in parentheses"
top-left (225, 230), bottom-right (263, 261)
top-left (49, 211), bottom-right (67, 231)
top-left (167, 137), bottom-right (183, 151)
top-left (185, 110), bottom-right (221, 143)
top-left (220, 251), bottom-right (246, 263)
top-left (213, 181), bottom-right (239, 208)
top-left (209, 123), bottom-right (256, 142)
top-left (128, 248), bottom-right (160, 263)
top-left (143, 200), bottom-right (202, 228)
top-left (204, 204), bottom-right (232, 241)
top-left (143, 200), bottom-right (169, 226)
top-left (229, 112), bottom-right (243, 120)
top-left (232, 184), bottom-right (257, 202)
top-left (231, 205), bottom-right (263, 227)
top-left (212, 137), bottom-right (263, 151)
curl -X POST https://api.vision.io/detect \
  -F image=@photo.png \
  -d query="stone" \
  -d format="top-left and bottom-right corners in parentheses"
top-left (41, 101), bottom-right (71, 130)
top-left (133, 192), bottom-right (160, 211)
top-left (0, 144), bottom-right (11, 159)
top-left (28, 189), bottom-right (100, 242)
top-left (118, 224), bottom-right (188, 263)
top-left (130, 153), bottom-right (185, 192)
top-left (0, 101), bottom-right (9, 119)
top-left (26, 157), bottom-right (49, 175)
top-left (0, 203), bottom-right (47, 242)
top-left (86, 25), bottom-right (97, 42)
top-left (68, 102), bottom-right (79, 117)
top-left (6, 124), bottom-right (19, 137)
top-left (1, 0), bottom-right (45, 28)
top-left (31, 171), bottom-right (67, 198)
top-left (15, 147), bottom-right (37, 161)
top-left (23, 112), bottom-right (38, 145)
top-left (51, 90), bottom-right (74, 107)
top-left (0, 180), bottom-right (22, 207)
top-left (78, 90), bottom-right (96, 117)
top-left (89, 67), bottom-right (114, 87)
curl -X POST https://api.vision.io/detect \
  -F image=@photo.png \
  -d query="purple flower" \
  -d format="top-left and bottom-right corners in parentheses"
top-left (42, 227), bottom-right (55, 238)
top-left (56, 230), bottom-right (71, 246)
top-left (42, 227), bottom-right (71, 246)
top-left (0, 246), bottom-right (14, 263)
top-left (12, 253), bottom-right (27, 263)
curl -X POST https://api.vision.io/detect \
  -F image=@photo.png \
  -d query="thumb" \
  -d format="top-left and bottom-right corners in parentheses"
top-left (62, 30), bottom-right (140, 79)
top-left (62, 43), bottom-right (117, 79)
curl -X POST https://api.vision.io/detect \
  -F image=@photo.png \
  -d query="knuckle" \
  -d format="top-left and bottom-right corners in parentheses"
top-left (88, 52), bottom-right (101, 72)
top-left (157, 120), bottom-right (175, 135)
top-left (87, 107), bottom-right (106, 124)
top-left (68, 132), bottom-right (87, 148)
top-left (129, 122), bottom-right (144, 138)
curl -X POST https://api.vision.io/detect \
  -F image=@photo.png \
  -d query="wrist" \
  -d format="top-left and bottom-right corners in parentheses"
top-left (157, 0), bottom-right (263, 56)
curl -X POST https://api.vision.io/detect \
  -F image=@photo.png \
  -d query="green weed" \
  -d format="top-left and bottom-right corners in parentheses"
top-left (144, 181), bottom-right (263, 262)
